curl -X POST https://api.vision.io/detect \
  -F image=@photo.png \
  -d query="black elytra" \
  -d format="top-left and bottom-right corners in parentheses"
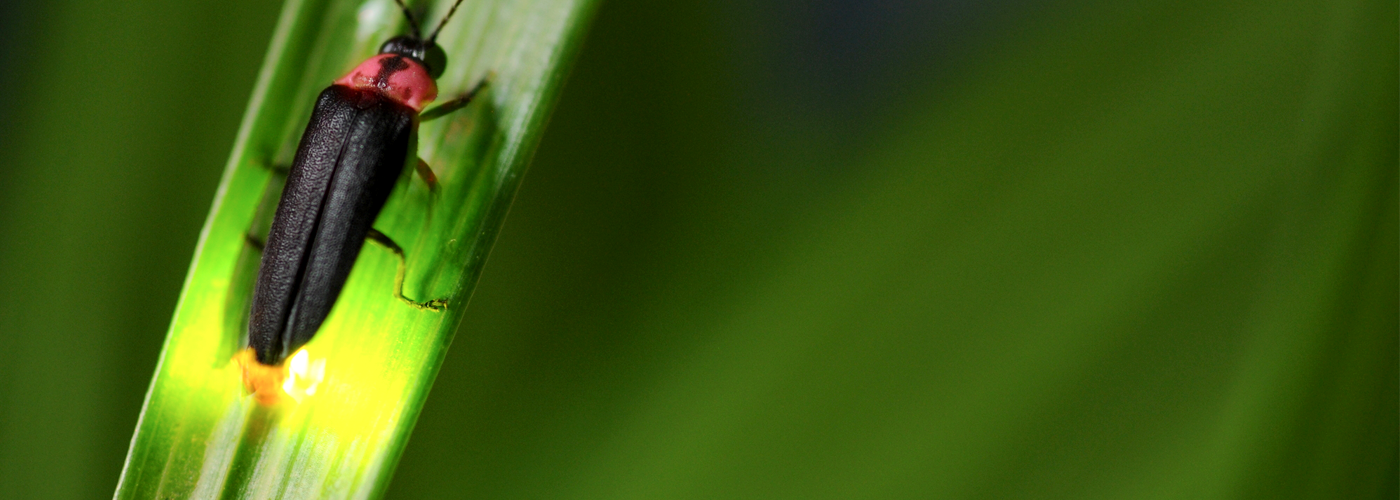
top-left (246, 0), bottom-right (476, 365)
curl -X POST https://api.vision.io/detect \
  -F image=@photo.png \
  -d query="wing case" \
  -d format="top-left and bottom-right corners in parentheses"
top-left (248, 84), bottom-right (416, 364)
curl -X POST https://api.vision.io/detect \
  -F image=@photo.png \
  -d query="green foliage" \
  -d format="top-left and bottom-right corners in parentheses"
top-left (389, 0), bottom-right (1398, 498)
top-left (0, 0), bottom-right (1390, 498)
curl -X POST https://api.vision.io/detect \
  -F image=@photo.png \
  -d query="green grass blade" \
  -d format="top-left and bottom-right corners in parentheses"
top-left (114, 0), bottom-right (597, 497)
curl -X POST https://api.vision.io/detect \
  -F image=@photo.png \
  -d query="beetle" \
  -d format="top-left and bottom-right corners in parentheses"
top-left (236, 0), bottom-right (487, 403)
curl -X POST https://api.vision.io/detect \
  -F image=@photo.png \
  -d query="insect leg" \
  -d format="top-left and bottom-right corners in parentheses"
top-left (413, 158), bottom-right (443, 219)
top-left (414, 157), bottom-right (440, 192)
top-left (366, 228), bottom-right (449, 311)
top-left (419, 76), bottom-right (491, 122)
top-left (242, 159), bottom-right (288, 252)
top-left (244, 232), bottom-right (266, 252)
top-left (253, 159), bottom-right (291, 175)
top-left (415, 75), bottom-right (490, 197)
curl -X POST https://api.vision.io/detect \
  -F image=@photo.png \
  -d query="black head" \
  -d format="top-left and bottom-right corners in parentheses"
top-left (379, 36), bottom-right (447, 79)
top-left (388, 0), bottom-right (467, 80)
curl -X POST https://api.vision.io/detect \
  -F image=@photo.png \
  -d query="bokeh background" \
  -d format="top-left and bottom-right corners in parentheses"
top-left (0, 0), bottom-right (1394, 498)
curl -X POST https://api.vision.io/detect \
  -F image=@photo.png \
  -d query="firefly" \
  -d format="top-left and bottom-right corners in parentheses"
top-left (237, 0), bottom-right (487, 403)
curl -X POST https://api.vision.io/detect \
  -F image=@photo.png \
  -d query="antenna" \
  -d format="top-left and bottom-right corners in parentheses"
top-left (393, 0), bottom-right (423, 38)
top-left (426, 0), bottom-right (467, 44)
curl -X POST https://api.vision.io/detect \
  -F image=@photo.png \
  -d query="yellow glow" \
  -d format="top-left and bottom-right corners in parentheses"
top-left (235, 348), bottom-right (288, 406)
top-left (281, 349), bottom-right (326, 403)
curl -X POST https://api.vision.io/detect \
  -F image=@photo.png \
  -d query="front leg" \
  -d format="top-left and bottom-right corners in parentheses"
top-left (419, 75), bottom-right (491, 122)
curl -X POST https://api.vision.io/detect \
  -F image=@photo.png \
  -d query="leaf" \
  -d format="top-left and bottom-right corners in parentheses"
top-left (113, 0), bottom-right (597, 497)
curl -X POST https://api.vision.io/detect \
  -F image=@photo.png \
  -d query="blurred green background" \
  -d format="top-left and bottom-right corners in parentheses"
top-left (0, 0), bottom-right (1394, 498)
